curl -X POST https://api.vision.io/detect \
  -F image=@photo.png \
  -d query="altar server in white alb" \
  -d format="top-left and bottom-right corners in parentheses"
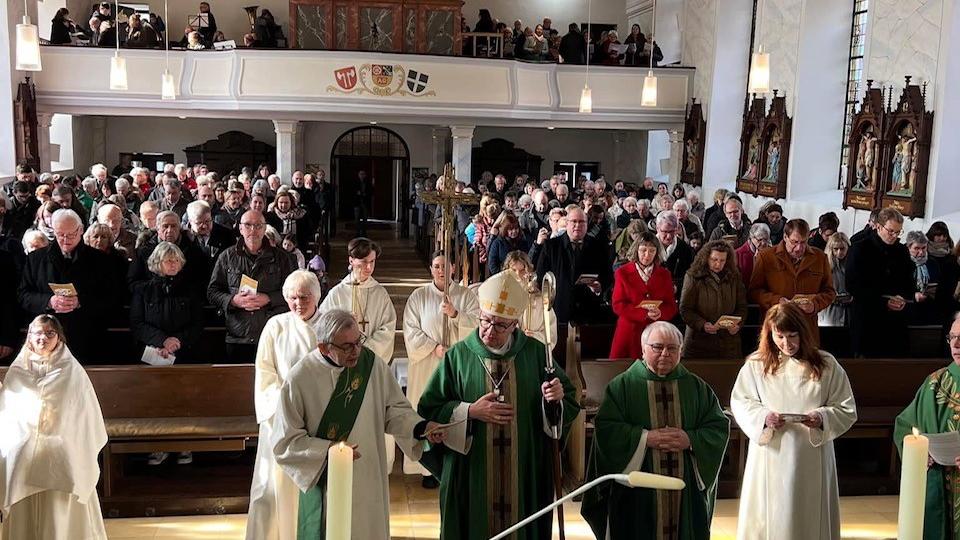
top-left (245, 271), bottom-right (323, 540)
top-left (318, 237), bottom-right (399, 467)
top-left (271, 309), bottom-right (447, 540)
top-left (730, 302), bottom-right (857, 540)
top-left (402, 250), bottom-right (479, 480)
top-left (0, 315), bottom-right (108, 540)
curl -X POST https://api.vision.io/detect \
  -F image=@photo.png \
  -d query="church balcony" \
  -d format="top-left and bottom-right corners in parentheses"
top-left (33, 46), bottom-right (694, 130)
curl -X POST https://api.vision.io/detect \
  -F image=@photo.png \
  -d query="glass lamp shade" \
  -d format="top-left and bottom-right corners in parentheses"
top-left (161, 70), bottom-right (176, 100)
top-left (16, 16), bottom-right (42, 71)
top-left (110, 54), bottom-right (128, 91)
top-left (579, 85), bottom-right (593, 113)
top-left (641, 71), bottom-right (658, 107)
top-left (748, 49), bottom-right (770, 94)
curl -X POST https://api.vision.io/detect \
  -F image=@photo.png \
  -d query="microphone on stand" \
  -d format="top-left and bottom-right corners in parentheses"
top-left (488, 471), bottom-right (685, 540)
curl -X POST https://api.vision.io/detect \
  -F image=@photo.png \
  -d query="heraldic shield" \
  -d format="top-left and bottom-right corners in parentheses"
top-left (407, 70), bottom-right (429, 94)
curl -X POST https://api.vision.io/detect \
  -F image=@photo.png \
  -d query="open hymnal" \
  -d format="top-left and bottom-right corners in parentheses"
top-left (141, 346), bottom-right (175, 366)
top-left (48, 282), bottom-right (78, 296)
top-left (239, 274), bottom-right (259, 295)
top-left (792, 294), bottom-right (816, 304)
top-left (716, 315), bottom-right (742, 328)
top-left (780, 413), bottom-right (809, 423)
top-left (637, 300), bottom-right (663, 310)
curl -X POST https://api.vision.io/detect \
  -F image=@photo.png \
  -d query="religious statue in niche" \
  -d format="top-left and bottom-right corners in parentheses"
top-left (842, 80), bottom-right (887, 212)
top-left (681, 99), bottom-right (706, 186)
top-left (741, 130), bottom-right (761, 180)
top-left (889, 123), bottom-right (918, 195)
top-left (762, 131), bottom-right (781, 183)
top-left (853, 126), bottom-right (878, 191)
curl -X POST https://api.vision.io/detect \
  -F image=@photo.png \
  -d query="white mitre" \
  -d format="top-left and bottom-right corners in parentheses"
top-left (477, 271), bottom-right (527, 321)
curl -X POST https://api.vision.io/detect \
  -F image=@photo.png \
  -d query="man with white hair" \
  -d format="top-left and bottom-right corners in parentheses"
top-left (673, 198), bottom-right (703, 239)
top-left (185, 200), bottom-right (235, 261)
top-left (130, 210), bottom-right (211, 293)
top-left (271, 309), bottom-right (448, 539)
top-left (581, 321), bottom-right (729, 540)
top-left (18, 209), bottom-right (120, 363)
top-left (519, 189), bottom-right (550, 239)
top-left (708, 196), bottom-right (752, 247)
top-left (418, 271), bottom-right (580, 539)
top-left (656, 210), bottom-right (695, 304)
top-left (97, 203), bottom-right (137, 259)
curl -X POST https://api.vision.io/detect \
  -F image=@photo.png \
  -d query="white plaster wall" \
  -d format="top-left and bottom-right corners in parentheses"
top-left (50, 114), bottom-right (74, 171)
top-left (681, 0), bottom-right (715, 103)
top-left (646, 129), bottom-right (671, 179)
top-left (757, 0), bottom-right (802, 114)
top-left (868, 0), bottom-right (944, 99)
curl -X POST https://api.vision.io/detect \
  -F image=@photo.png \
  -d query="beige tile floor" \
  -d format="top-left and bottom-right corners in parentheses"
top-left (105, 475), bottom-right (899, 539)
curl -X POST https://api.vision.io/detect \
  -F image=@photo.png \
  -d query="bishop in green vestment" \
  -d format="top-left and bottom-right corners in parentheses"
top-left (581, 321), bottom-right (729, 540)
top-left (417, 271), bottom-right (581, 540)
top-left (894, 317), bottom-right (960, 540)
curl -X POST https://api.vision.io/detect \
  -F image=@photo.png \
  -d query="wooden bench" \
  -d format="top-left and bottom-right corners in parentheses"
top-left (577, 357), bottom-right (947, 497)
top-left (1, 364), bottom-right (258, 517)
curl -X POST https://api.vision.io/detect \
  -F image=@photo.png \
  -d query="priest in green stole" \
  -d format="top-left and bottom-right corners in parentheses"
top-left (418, 271), bottom-right (581, 540)
top-left (581, 321), bottom-right (729, 540)
top-left (270, 309), bottom-right (447, 540)
top-left (894, 316), bottom-right (960, 540)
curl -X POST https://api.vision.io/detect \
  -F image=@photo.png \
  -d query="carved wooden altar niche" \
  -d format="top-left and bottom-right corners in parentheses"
top-left (842, 80), bottom-right (886, 211)
top-left (14, 77), bottom-right (40, 172)
top-left (184, 131), bottom-right (276, 177)
top-left (755, 93), bottom-right (791, 199)
top-left (736, 95), bottom-right (767, 195)
top-left (879, 77), bottom-right (934, 218)
top-left (681, 98), bottom-right (706, 187)
top-left (289, 0), bottom-right (462, 55)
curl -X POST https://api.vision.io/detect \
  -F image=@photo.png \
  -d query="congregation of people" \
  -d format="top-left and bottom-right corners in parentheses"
top-left (5, 155), bottom-right (960, 539)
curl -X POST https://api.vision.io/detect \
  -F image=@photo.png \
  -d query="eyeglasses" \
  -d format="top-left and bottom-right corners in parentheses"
top-left (647, 343), bottom-right (681, 355)
top-left (54, 228), bottom-right (82, 241)
top-left (29, 330), bottom-right (58, 339)
top-left (329, 335), bottom-right (367, 353)
top-left (479, 318), bottom-right (516, 333)
top-left (947, 334), bottom-right (960, 345)
top-left (240, 222), bottom-right (265, 230)
top-left (881, 224), bottom-right (903, 237)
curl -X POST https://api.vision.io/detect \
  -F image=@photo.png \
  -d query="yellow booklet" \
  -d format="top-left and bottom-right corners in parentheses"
top-left (239, 274), bottom-right (259, 295)
top-left (792, 294), bottom-right (816, 304)
top-left (638, 300), bottom-right (662, 310)
top-left (48, 283), bottom-right (78, 296)
top-left (716, 315), bottom-right (742, 328)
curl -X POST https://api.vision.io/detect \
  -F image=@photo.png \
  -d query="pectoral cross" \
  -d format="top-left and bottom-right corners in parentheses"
top-left (351, 279), bottom-right (369, 334)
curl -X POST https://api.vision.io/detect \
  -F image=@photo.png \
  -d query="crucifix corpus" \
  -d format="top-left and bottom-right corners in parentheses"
top-left (418, 163), bottom-right (480, 346)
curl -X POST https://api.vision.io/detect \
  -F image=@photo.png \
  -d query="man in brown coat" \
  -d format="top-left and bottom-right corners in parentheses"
top-left (748, 218), bottom-right (836, 344)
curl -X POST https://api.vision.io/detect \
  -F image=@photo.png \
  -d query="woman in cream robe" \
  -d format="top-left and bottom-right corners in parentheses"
top-left (0, 315), bottom-right (107, 540)
top-left (402, 252), bottom-right (479, 475)
top-left (503, 251), bottom-right (558, 351)
top-left (245, 271), bottom-right (323, 540)
top-left (730, 303), bottom-right (857, 540)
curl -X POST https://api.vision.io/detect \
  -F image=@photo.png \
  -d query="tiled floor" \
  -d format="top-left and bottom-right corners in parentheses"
top-left (105, 473), bottom-right (899, 539)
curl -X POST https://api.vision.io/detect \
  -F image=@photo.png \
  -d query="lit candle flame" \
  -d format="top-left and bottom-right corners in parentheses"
top-left (912, 427), bottom-right (920, 436)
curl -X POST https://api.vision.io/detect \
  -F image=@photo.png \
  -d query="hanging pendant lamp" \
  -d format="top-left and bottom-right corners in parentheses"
top-left (640, 0), bottom-right (659, 107)
top-left (580, 0), bottom-right (593, 113)
top-left (16, 0), bottom-right (42, 71)
top-left (110, 0), bottom-right (128, 90)
top-left (748, 0), bottom-right (771, 93)
top-left (160, 0), bottom-right (176, 99)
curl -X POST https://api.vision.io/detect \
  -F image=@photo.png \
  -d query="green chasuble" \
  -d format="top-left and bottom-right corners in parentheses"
top-left (581, 361), bottom-right (729, 540)
top-left (417, 329), bottom-right (581, 540)
top-left (297, 349), bottom-right (375, 540)
top-left (895, 361), bottom-right (960, 540)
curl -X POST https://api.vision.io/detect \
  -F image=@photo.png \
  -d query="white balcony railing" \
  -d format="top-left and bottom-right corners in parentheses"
top-left (33, 46), bottom-right (694, 129)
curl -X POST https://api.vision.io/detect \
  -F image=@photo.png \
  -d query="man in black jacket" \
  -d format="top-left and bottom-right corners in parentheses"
top-left (535, 207), bottom-right (614, 330)
top-left (4, 181), bottom-right (40, 241)
top-left (18, 209), bottom-right (121, 364)
top-left (207, 210), bottom-right (294, 363)
top-left (559, 23), bottom-right (586, 64)
top-left (0, 248), bottom-right (19, 360)
top-left (655, 211), bottom-right (695, 305)
top-left (845, 207), bottom-right (915, 357)
top-left (850, 208), bottom-right (880, 244)
top-left (185, 200), bottom-right (236, 263)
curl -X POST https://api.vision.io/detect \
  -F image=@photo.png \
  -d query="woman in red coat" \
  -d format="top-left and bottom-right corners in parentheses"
top-left (609, 231), bottom-right (679, 358)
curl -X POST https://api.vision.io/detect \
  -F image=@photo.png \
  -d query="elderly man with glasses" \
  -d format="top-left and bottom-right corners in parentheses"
top-left (418, 271), bottom-right (580, 540)
top-left (18, 209), bottom-right (121, 364)
top-left (895, 315), bottom-right (960, 537)
top-left (271, 308), bottom-right (448, 540)
top-left (845, 207), bottom-right (915, 357)
top-left (582, 321), bottom-right (729, 540)
top-left (208, 209), bottom-right (294, 363)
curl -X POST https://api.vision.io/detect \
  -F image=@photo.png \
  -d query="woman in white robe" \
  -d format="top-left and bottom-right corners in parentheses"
top-left (245, 271), bottom-right (323, 540)
top-left (402, 251), bottom-right (479, 477)
top-left (0, 315), bottom-right (108, 540)
top-left (318, 238), bottom-right (398, 468)
top-left (730, 303), bottom-right (857, 540)
top-left (503, 251), bottom-right (558, 351)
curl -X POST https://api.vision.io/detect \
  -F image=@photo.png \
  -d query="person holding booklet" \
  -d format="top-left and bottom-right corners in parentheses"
top-left (730, 303), bottom-right (857, 540)
top-left (679, 240), bottom-right (748, 359)
top-left (610, 232), bottom-right (678, 359)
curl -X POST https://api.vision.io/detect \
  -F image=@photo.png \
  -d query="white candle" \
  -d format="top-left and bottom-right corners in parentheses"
top-left (326, 442), bottom-right (354, 540)
top-left (897, 427), bottom-right (928, 540)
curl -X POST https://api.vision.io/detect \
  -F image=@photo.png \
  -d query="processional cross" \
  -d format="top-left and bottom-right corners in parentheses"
top-left (418, 164), bottom-right (480, 346)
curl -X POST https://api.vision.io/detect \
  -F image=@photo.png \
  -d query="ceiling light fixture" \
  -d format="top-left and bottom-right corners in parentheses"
top-left (161, 0), bottom-right (175, 99)
top-left (15, 0), bottom-right (42, 71)
top-left (579, 0), bottom-right (593, 113)
top-left (748, 0), bottom-right (771, 94)
top-left (109, 0), bottom-right (128, 90)
top-left (640, 0), bottom-right (658, 107)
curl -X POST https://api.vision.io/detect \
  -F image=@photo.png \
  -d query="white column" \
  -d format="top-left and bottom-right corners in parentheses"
top-left (91, 116), bottom-right (107, 166)
top-left (273, 120), bottom-right (299, 181)
top-left (0, 0), bottom-right (35, 179)
top-left (293, 122), bottom-right (306, 184)
top-left (432, 127), bottom-right (449, 174)
top-left (450, 125), bottom-right (474, 185)
top-left (36, 112), bottom-right (54, 173)
top-left (667, 129), bottom-right (684, 185)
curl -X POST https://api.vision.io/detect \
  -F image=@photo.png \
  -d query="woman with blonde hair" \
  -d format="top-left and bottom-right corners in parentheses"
top-left (730, 302), bottom-right (857, 540)
top-left (820, 232), bottom-right (852, 327)
top-left (503, 250), bottom-right (558, 351)
top-left (0, 314), bottom-right (108, 539)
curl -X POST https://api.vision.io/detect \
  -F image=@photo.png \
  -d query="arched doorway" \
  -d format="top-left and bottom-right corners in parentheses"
top-left (331, 127), bottom-right (410, 226)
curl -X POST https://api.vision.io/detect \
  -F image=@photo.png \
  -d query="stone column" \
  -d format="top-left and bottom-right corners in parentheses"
top-left (273, 120), bottom-right (299, 181)
top-left (667, 129), bottom-right (684, 185)
top-left (450, 125), bottom-right (474, 185)
top-left (91, 116), bottom-right (107, 166)
top-left (432, 127), bottom-right (449, 174)
top-left (36, 112), bottom-right (54, 173)
top-left (294, 122), bottom-right (306, 184)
